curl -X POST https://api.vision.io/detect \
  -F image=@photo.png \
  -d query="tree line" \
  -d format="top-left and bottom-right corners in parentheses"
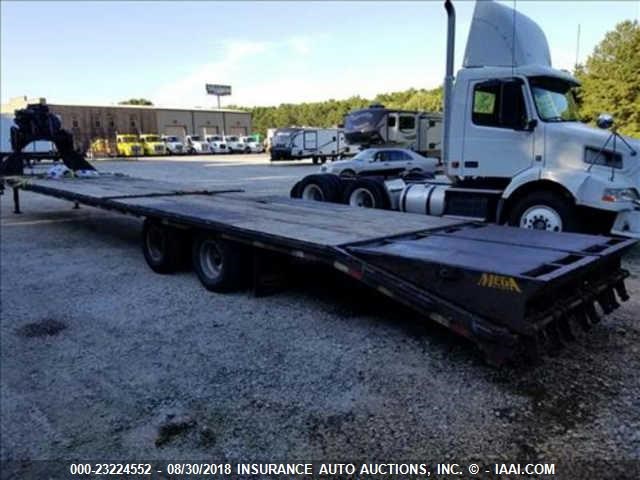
top-left (231, 20), bottom-right (639, 139)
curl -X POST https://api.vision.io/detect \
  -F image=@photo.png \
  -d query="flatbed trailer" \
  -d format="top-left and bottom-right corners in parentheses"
top-left (4, 172), bottom-right (636, 365)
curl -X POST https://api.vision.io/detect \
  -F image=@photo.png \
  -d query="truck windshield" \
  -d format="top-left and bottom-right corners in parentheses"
top-left (166, 136), bottom-right (178, 142)
top-left (191, 136), bottom-right (201, 141)
top-left (226, 136), bottom-right (238, 142)
top-left (144, 136), bottom-right (160, 142)
top-left (121, 136), bottom-right (138, 142)
top-left (529, 76), bottom-right (580, 122)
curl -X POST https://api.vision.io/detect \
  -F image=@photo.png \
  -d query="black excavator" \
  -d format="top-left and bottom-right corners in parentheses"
top-left (0, 101), bottom-right (95, 179)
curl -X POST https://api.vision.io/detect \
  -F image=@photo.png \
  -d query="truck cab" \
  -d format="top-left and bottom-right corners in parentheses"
top-left (139, 134), bottom-right (167, 156)
top-left (292, 0), bottom-right (640, 239)
top-left (442, 0), bottom-right (640, 236)
top-left (224, 135), bottom-right (246, 153)
top-left (242, 136), bottom-right (263, 153)
top-left (184, 135), bottom-right (211, 154)
top-left (116, 134), bottom-right (143, 157)
top-left (162, 135), bottom-right (184, 155)
top-left (204, 135), bottom-right (227, 154)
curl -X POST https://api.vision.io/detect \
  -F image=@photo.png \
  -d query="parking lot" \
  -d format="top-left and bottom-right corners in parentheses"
top-left (1, 154), bottom-right (639, 474)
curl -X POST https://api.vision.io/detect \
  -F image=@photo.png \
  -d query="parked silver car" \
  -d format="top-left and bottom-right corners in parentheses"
top-left (320, 148), bottom-right (438, 177)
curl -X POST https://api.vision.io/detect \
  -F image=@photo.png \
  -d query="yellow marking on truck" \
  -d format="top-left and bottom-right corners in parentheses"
top-left (477, 273), bottom-right (522, 293)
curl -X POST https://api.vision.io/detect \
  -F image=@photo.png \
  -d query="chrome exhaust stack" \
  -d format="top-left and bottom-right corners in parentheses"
top-left (442, 0), bottom-right (456, 167)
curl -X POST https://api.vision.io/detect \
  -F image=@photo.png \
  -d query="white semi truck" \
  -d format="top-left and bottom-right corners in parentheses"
top-left (343, 106), bottom-right (443, 158)
top-left (293, 0), bottom-right (640, 238)
top-left (162, 135), bottom-right (185, 155)
top-left (184, 135), bottom-right (211, 154)
top-left (270, 127), bottom-right (349, 164)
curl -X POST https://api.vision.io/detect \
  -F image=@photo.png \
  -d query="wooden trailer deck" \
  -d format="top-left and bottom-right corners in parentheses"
top-left (9, 174), bottom-right (463, 248)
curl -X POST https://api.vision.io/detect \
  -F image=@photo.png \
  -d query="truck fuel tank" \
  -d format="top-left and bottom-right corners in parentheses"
top-left (399, 182), bottom-right (450, 216)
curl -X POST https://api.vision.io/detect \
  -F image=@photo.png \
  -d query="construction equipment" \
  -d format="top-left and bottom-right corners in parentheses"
top-left (0, 102), bottom-right (95, 176)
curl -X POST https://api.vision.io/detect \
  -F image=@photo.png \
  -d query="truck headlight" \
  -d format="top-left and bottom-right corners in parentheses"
top-left (602, 188), bottom-right (640, 202)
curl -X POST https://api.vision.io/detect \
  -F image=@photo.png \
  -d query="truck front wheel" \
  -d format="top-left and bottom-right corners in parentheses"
top-left (508, 191), bottom-right (579, 233)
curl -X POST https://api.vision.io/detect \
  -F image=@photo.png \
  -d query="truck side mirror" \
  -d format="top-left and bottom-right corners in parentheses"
top-left (526, 119), bottom-right (538, 131)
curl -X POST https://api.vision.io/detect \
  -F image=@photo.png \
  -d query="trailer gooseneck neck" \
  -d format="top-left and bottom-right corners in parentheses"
top-left (5, 172), bottom-right (635, 365)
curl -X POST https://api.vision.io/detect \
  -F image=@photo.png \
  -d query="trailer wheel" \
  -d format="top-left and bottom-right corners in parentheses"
top-left (342, 178), bottom-right (390, 210)
top-left (142, 219), bottom-right (183, 274)
top-left (508, 191), bottom-right (579, 232)
top-left (290, 174), bottom-right (342, 202)
top-left (192, 234), bottom-right (247, 292)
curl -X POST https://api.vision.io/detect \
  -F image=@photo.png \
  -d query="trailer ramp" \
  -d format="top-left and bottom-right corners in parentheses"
top-left (6, 174), bottom-right (636, 364)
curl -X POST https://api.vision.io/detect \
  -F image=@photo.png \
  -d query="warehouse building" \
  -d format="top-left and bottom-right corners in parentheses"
top-left (1, 96), bottom-right (252, 154)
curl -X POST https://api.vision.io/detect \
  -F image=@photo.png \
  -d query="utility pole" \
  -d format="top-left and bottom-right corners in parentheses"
top-left (575, 24), bottom-right (581, 70)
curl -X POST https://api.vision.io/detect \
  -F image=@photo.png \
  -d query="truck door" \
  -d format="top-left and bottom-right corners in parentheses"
top-left (462, 78), bottom-right (534, 178)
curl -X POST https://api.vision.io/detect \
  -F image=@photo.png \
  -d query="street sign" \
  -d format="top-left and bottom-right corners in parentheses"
top-left (205, 84), bottom-right (232, 96)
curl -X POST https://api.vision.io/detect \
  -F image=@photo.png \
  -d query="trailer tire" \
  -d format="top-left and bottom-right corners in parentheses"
top-left (142, 219), bottom-right (183, 274)
top-left (192, 234), bottom-right (247, 292)
top-left (290, 174), bottom-right (342, 202)
top-left (508, 191), bottom-right (579, 233)
top-left (342, 178), bottom-right (390, 210)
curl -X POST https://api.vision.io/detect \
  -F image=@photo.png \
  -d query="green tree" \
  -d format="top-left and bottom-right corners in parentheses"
top-left (118, 98), bottom-right (154, 106)
top-left (576, 20), bottom-right (640, 137)
top-left (235, 87), bottom-right (443, 137)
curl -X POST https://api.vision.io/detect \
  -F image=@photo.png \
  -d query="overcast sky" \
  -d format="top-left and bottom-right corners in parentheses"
top-left (1, 1), bottom-right (638, 108)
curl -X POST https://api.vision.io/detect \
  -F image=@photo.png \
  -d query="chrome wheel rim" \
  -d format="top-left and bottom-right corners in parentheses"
top-left (520, 206), bottom-right (563, 232)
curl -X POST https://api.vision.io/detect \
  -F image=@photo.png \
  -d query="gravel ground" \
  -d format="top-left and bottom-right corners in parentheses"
top-left (1, 154), bottom-right (639, 478)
